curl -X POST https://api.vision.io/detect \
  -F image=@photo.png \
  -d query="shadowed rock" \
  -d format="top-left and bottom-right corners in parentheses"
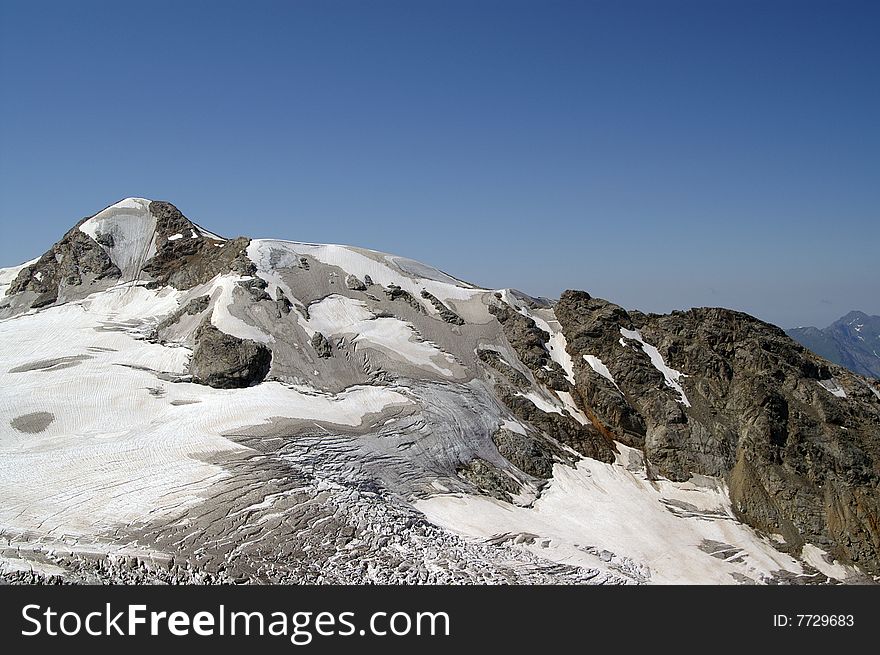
top-left (190, 322), bottom-right (272, 388)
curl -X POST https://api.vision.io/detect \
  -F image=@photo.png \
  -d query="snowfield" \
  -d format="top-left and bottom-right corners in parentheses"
top-left (418, 445), bottom-right (850, 584)
top-left (0, 284), bottom-right (410, 539)
top-left (0, 198), bottom-right (869, 585)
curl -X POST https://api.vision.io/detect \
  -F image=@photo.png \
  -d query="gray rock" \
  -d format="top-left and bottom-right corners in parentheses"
top-left (311, 331), bottom-right (333, 358)
top-left (7, 226), bottom-right (120, 307)
top-left (421, 290), bottom-right (464, 325)
top-left (155, 295), bottom-right (211, 332)
top-left (458, 458), bottom-right (520, 502)
top-left (345, 275), bottom-right (367, 291)
top-left (384, 284), bottom-right (425, 314)
top-left (555, 289), bottom-right (880, 573)
top-left (492, 428), bottom-right (564, 479)
top-left (275, 287), bottom-right (292, 316)
top-left (489, 301), bottom-right (569, 391)
top-left (189, 322), bottom-right (272, 388)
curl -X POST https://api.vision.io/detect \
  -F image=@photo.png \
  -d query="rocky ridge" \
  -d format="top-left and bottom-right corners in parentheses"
top-left (1, 198), bottom-right (878, 584)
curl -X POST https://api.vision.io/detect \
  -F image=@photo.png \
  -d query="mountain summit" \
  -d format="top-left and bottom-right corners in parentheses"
top-left (1, 199), bottom-right (879, 584)
top-left (788, 311), bottom-right (880, 380)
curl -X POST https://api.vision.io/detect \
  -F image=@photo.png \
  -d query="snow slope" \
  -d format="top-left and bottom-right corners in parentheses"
top-left (418, 445), bottom-right (849, 584)
top-left (0, 283), bottom-right (410, 539)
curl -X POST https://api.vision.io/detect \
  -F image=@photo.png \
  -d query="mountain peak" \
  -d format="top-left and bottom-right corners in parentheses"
top-left (836, 310), bottom-right (873, 326)
top-left (787, 310), bottom-right (880, 379)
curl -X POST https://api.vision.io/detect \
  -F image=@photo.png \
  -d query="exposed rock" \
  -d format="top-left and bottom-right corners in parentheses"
top-left (275, 287), bottom-right (292, 316)
top-left (345, 274), bottom-right (367, 291)
top-left (237, 277), bottom-right (271, 301)
top-left (189, 322), bottom-right (272, 389)
top-left (155, 295), bottom-right (211, 332)
top-left (421, 290), bottom-right (465, 325)
top-left (492, 428), bottom-right (569, 479)
top-left (363, 275), bottom-right (374, 287)
top-left (788, 311), bottom-right (880, 379)
top-left (311, 332), bottom-right (333, 358)
top-left (555, 289), bottom-right (880, 573)
top-left (477, 349), bottom-right (530, 389)
top-left (499, 390), bottom-right (616, 464)
top-left (7, 226), bottom-right (120, 308)
top-left (141, 202), bottom-right (254, 289)
top-left (489, 301), bottom-right (569, 391)
top-left (458, 458), bottom-right (520, 502)
top-left (384, 284), bottom-right (425, 313)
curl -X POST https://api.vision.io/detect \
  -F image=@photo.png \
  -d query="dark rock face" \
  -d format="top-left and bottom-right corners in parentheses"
top-left (492, 428), bottom-right (569, 479)
top-left (384, 284), bottom-right (425, 314)
top-left (141, 201), bottom-right (254, 289)
top-left (311, 332), bottom-right (333, 358)
top-left (421, 290), bottom-right (465, 325)
top-left (275, 288), bottom-right (292, 316)
top-left (555, 289), bottom-right (880, 573)
top-left (458, 458), bottom-right (521, 501)
top-left (489, 302), bottom-right (569, 391)
top-left (190, 322), bottom-right (272, 389)
top-left (477, 349), bottom-right (530, 389)
top-left (788, 311), bottom-right (880, 379)
top-left (7, 226), bottom-right (120, 308)
top-left (499, 390), bottom-right (616, 464)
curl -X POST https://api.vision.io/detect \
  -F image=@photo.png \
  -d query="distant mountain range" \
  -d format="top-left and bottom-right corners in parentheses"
top-left (787, 311), bottom-right (880, 379)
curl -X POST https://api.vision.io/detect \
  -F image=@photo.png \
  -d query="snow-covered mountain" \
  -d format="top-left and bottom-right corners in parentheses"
top-left (1, 198), bottom-right (878, 584)
top-left (788, 311), bottom-right (880, 380)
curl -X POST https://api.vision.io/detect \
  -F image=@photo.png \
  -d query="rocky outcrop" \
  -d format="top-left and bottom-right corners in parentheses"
top-left (7, 226), bottom-right (120, 308)
top-left (155, 295), bottom-right (211, 333)
top-left (421, 290), bottom-right (464, 325)
top-left (311, 332), bottom-right (333, 358)
top-left (384, 284), bottom-right (425, 314)
top-left (477, 349), bottom-right (530, 389)
top-left (492, 428), bottom-right (571, 479)
top-left (189, 322), bottom-right (272, 388)
top-left (489, 301), bottom-right (569, 391)
top-left (556, 289), bottom-right (880, 573)
top-left (142, 202), bottom-right (254, 289)
top-left (499, 390), bottom-right (616, 464)
top-left (345, 274), bottom-right (367, 291)
top-left (275, 287), bottom-right (292, 316)
top-left (458, 458), bottom-right (521, 501)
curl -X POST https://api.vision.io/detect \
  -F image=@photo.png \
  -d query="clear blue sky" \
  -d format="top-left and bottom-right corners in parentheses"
top-left (1, 0), bottom-right (877, 329)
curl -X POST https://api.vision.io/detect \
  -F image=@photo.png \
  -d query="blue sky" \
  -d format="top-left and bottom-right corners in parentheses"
top-left (1, 0), bottom-right (877, 329)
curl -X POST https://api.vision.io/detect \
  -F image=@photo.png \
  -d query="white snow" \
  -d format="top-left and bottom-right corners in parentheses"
top-left (167, 233), bottom-right (183, 241)
top-left (79, 197), bottom-right (158, 281)
top-left (583, 354), bottom-right (621, 392)
top-left (246, 239), bottom-right (483, 305)
top-left (0, 285), bottom-right (410, 539)
top-left (800, 544), bottom-right (856, 581)
top-left (418, 449), bottom-right (812, 584)
top-left (308, 294), bottom-right (458, 377)
top-left (555, 390), bottom-right (590, 425)
top-left (501, 420), bottom-right (528, 435)
top-left (517, 391), bottom-right (564, 416)
top-left (307, 294), bottom-right (375, 334)
top-left (205, 275), bottom-right (273, 343)
top-left (817, 378), bottom-right (847, 399)
top-left (192, 223), bottom-right (225, 241)
top-left (620, 328), bottom-right (691, 407)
